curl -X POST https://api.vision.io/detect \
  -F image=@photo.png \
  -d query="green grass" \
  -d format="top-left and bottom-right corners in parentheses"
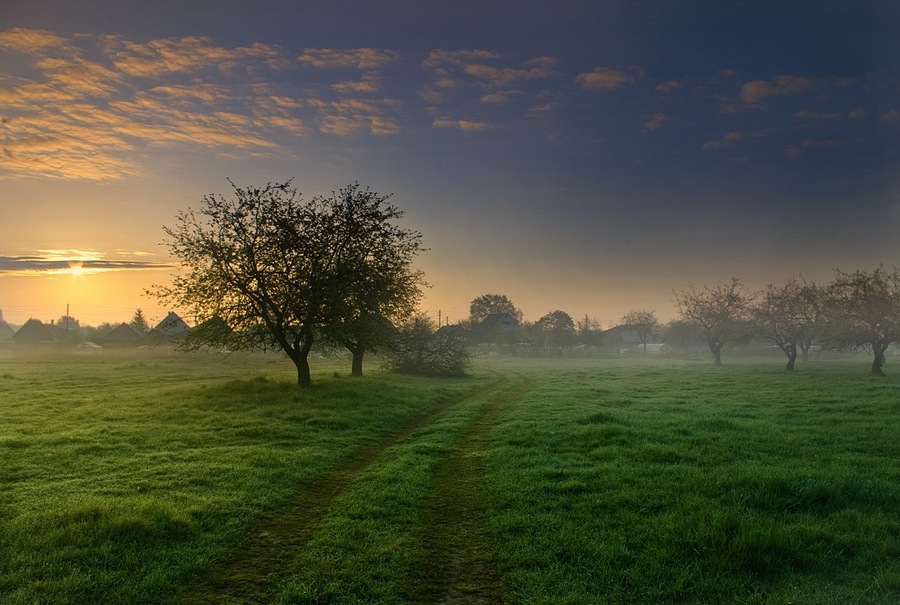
top-left (1, 349), bottom-right (899, 604)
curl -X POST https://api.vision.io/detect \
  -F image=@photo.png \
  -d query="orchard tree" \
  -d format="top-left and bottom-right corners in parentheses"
top-left (820, 266), bottom-right (900, 376)
top-left (316, 183), bottom-right (426, 377)
top-left (621, 309), bottom-right (661, 354)
top-left (154, 180), bottom-right (425, 388)
top-left (577, 314), bottom-right (603, 351)
top-left (753, 277), bottom-right (822, 371)
top-left (469, 293), bottom-right (523, 324)
top-left (674, 278), bottom-right (755, 365)
top-left (382, 313), bottom-right (469, 377)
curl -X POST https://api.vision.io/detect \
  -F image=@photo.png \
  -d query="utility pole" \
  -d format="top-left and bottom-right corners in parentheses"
top-left (438, 309), bottom-right (441, 327)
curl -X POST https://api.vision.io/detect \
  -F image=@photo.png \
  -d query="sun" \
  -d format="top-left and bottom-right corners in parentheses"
top-left (62, 261), bottom-right (86, 276)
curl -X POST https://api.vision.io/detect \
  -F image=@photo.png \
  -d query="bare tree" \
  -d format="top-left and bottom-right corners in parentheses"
top-left (753, 277), bottom-right (822, 371)
top-left (621, 309), bottom-right (661, 354)
top-left (577, 314), bottom-right (603, 351)
top-left (674, 278), bottom-right (756, 365)
top-left (820, 266), bottom-right (900, 376)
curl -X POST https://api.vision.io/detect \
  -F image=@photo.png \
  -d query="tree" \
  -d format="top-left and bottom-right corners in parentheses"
top-left (130, 308), bottom-right (150, 334)
top-left (469, 293), bottom-right (523, 324)
top-left (577, 314), bottom-right (603, 351)
top-left (155, 180), bottom-right (424, 388)
top-left (820, 266), bottom-right (900, 376)
top-left (674, 278), bottom-right (755, 365)
top-left (382, 314), bottom-right (470, 377)
top-left (663, 319), bottom-right (703, 354)
top-left (316, 183), bottom-right (426, 376)
top-left (621, 309), bottom-right (661, 354)
top-left (752, 278), bottom-right (822, 371)
top-left (536, 310), bottom-right (576, 351)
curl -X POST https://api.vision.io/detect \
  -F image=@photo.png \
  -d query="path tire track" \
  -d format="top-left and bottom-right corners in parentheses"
top-left (181, 375), bottom-right (514, 605)
top-left (412, 372), bottom-right (535, 604)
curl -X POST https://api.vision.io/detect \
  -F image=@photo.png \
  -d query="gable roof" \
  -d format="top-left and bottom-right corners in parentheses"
top-left (480, 312), bottom-right (519, 332)
top-left (0, 312), bottom-right (13, 341)
top-left (150, 311), bottom-right (191, 343)
top-left (102, 323), bottom-right (145, 344)
top-left (12, 318), bottom-right (58, 344)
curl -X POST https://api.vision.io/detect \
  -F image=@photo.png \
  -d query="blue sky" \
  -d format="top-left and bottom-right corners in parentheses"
top-left (1, 1), bottom-right (898, 326)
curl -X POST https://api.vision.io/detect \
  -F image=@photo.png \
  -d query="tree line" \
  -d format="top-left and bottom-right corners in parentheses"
top-left (154, 180), bottom-right (900, 386)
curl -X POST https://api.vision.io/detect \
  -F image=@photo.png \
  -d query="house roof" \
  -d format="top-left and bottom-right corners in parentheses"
top-left (12, 318), bottom-right (58, 344)
top-left (102, 322), bottom-right (145, 344)
top-left (480, 312), bottom-right (519, 332)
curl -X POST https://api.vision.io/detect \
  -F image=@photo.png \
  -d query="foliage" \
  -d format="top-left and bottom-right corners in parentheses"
top-left (576, 314), bottom-right (603, 349)
top-left (382, 314), bottom-right (470, 377)
top-left (675, 278), bottom-right (756, 365)
top-left (468, 293), bottom-right (523, 324)
top-left (663, 319), bottom-right (704, 353)
top-left (154, 180), bottom-right (425, 387)
top-left (820, 266), bottom-right (900, 376)
top-left (314, 183), bottom-right (426, 377)
top-left (535, 309), bottom-right (577, 350)
top-left (130, 308), bottom-right (150, 334)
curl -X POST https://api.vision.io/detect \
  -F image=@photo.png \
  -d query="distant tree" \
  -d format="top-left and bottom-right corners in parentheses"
top-left (469, 293), bottom-right (523, 324)
top-left (56, 314), bottom-right (80, 332)
top-left (674, 278), bottom-right (756, 365)
top-left (154, 180), bottom-right (425, 388)
top-left (819, 266), bottom-right (900, 376)
top-left (752, 277), bottom-right (822, 371)
top-left (536, 310), bottom-right (577, 351)
top-left (663, 319), bottom-right (703, 354)
top-left (382, 314), bottom-right (469, 377)
top-left (621, 309), bottom-right (661, 354)
top-left (316, 183), bottom-right (426, 377)
top-left (577, 314), bottom-right (603, 351)
top-left (130, 308), bottom-right (150, 334)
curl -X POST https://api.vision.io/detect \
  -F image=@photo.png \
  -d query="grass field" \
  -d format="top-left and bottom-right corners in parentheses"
top-left (1, 348), bottom-right (898, 604)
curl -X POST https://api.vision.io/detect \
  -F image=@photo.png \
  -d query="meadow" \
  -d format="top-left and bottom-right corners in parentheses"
top-left (0, 347), bottom-right (898, 604)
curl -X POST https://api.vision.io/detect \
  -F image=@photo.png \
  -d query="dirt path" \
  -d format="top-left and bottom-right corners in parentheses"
top-left (411, 373), bottom-right (534, 604)
top-left (183, 374), bottom-right (523, 605)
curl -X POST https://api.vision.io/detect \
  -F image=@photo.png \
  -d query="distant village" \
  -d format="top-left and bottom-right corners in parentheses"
top-left (0, 309), bottom-right (191, 351)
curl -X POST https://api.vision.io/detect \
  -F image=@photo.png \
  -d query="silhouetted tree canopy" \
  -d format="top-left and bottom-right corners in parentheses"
top-left (154, 180), bottom-right (425, 387)
top-left (621, 309), bottom-right (661, 354)
top-left (469, 293), bottom-right (523, 324)
top-left (752, 277), bottom-right (823, 371)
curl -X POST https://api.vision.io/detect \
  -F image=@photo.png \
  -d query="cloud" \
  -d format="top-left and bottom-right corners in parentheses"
top-left (739, 75), bottom-right (826, 105)
top-left (701, 131), bottom-right (744, 150)
top-left (297, 48), bottom-right (400, 70)
top-left (432, 118), bottom-right (490, 131)
top-left (642, 113), bottom-right (670, 132)
top-left (785, 138), bottom-right (841, 158)
top-left (576, 67), bottom-right (636, 90)
top-left (655, 80), bottom-right (682, 94)
top-left (0, 250), bottom-right (172, 276)
top-left (882, 110), bottom-right (900, 122)
top-left (0, 29), bottom-right (412, 179)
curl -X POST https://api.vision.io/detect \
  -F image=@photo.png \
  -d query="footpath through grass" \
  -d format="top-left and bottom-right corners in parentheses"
top-left (1, 350), bottom-right (899, 604)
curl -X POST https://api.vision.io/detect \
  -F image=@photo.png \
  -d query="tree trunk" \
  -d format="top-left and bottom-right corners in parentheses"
top-left (350, 345), bottom-right (365, 377)
top-left (872, 343), bottom-right (888, 376)
top-left (782, 343), bottom-right (797, 371)
top-left (712, 344), bottom-right (723, 366)
top-left (289, 336), bottom-right (314, 388)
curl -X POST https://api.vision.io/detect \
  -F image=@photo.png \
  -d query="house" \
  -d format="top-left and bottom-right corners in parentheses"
top-left (101, 323), bottom-right (145, 346)
top-left (149, 311), bottom-right (191, 344)
top-left (12, 318), bottom-right (58, 344)
top-left (473, 312), bottom-right (521, 344)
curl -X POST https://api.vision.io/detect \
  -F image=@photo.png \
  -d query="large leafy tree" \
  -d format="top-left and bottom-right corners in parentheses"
top-left (820, 266), bottom-right (900, 376)
top-left (674, 278), bottom-right (755, 365)
top-left (536, 309), bottom-right (577, 351)
top-left (317, 183), bottom-right (426, 377)
top-left (155, 180), bottom-right (424, 387)
top-left (621, 309), bottom-right (661, 354)
top-left (752, 277), bottom-right (822, 371)
top-left (469, 293), bottom-right (523, 324)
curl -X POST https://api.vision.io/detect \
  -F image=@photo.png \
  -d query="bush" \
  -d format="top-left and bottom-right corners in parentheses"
top-left (382, 315), bottom-right (470, 377)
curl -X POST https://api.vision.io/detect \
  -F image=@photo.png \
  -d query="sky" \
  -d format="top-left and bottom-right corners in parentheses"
top-left (1, 0), bottom-right (898, 328)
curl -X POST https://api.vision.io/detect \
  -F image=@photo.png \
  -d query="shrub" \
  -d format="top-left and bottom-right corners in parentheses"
top-left (382, 315), bottom-right (470, 377)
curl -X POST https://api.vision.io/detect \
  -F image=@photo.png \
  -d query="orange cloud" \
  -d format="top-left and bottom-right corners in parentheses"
top-left (297, 48), bottom-right (399, 70)
top-left (739, 75), bottom-right (819, 104)
top-left (576, 67), bottom-right (636, 90)
top-left (432, 118), bottom-right (490, 131)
